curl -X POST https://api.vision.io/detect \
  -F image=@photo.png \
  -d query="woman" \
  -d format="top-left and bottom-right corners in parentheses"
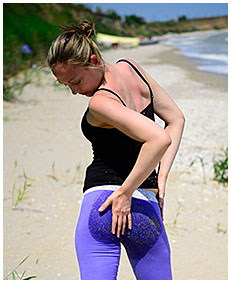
top-left (47, 20), bottom-right (185, 280)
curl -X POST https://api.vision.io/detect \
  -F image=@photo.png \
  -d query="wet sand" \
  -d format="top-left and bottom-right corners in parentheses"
top-left (3, 37), bottom-right (228, 280)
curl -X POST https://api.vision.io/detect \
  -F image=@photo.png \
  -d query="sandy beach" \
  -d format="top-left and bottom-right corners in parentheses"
top-left (3, 32), bottom-right (228, 280)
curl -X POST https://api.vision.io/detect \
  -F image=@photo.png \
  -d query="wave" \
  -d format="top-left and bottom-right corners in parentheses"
top-left (176, 51), bottom-right (228, 63)
top-left (162, 31), bottom-right (228, 76)
top-left (197, 64), bottom-right (228, 75)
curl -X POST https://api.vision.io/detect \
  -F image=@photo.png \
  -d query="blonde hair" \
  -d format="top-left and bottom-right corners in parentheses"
top-left (47, 20), bottom-right (102, 68)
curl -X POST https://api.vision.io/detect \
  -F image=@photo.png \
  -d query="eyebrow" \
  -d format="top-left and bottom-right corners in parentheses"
top-left (68, 76), bottom-right (79, 83)
top-left (58, 76), bottom-right (79, 85)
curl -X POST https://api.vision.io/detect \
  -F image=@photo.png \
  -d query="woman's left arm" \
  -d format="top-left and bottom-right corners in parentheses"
top-left (146, 72), bottom-right (185, 219)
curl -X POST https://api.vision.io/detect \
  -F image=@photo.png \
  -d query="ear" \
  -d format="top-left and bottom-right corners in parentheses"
top-left (90, 54), bottom-right (100, 66)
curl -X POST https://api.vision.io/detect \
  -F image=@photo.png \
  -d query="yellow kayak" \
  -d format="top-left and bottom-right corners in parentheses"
top-left (96, 33), bottom-right (140, 47)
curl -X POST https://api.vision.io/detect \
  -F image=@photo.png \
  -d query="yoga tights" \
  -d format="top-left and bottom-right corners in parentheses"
top-left (75, 186), bottom-right (172, 280)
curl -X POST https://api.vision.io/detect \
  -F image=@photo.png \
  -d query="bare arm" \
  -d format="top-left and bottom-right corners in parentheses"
top-left (89, 93), bottom-right (171, 236)
top-left (146, 71), bottom-right (185, 219)
top-left (117, 59), bottom-right (185, 219)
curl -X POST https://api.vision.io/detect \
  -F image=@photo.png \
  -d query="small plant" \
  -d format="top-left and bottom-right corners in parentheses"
top-left (171, 199), bottom-right (184, 228)
top-left (216, 223), bottom-right (227, 234)
top-left (72, 164), bottom-right (81, 184)
top-left (3, 67), bottom-right (43, 102)
top-left (12, 169), bottom-right (34, 210)
top-left (47, 161), bottom-right (58, 181)
top-left (166, 199), bottom-right (184, 230)
top-left (4, 255), bottom-right (36, 280)
top-left (3, 78), bottom-right (30, 102)
top-left (189, 155), bottom-right (207, 185)
top-left (3, 68), bottom-right (34, 102)
top-left (197, 156), bottom-right (207, 185)
top-left (213, 147), bottom-right (228, 185)
top-left (3, 116), bottom-right (10, 121)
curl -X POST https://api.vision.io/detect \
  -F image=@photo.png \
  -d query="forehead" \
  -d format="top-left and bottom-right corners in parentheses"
top-left (52, 63), bottom-right (82, 79)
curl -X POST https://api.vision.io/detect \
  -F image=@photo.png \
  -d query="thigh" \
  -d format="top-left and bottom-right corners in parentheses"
top-left (121, 192), bottom-right (172, 280)
top-left (75, 189), bottom-right (121, 280)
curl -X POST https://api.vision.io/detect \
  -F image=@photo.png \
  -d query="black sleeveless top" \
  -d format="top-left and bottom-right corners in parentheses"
top-left (81, 59), bottom-right (158, 192)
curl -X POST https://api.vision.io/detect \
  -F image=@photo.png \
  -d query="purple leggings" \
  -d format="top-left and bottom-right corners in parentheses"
top-left (75, 186), bottom-right (172, 280)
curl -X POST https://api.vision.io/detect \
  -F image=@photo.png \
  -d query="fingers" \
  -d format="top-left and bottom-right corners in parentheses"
top-left (98, 192), bottom-right (132, 237)
top-left (158, 198), bottom-right (164, 221)
top-left (121, 215), bottom-right (127, 235)
top-left (111, 213), bottom-right (118, 235)
top-left (157, 184), bottom-right (165, 221)
top-left (128, 213), bottom-right (132, 230)
top-left (98, 197), bottom-right (112, 212)
top-left (113, 212), bottom-right (130, 238)
top-left (112, 211), bottom-right (132, 238)
top-left (116, 215), bottom-right (123, 238)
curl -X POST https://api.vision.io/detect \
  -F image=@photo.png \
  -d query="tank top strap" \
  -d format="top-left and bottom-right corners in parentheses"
top-left (94, 88), bottom-right (127, 107)
top-left (116, 59), bottom-right (154, 101)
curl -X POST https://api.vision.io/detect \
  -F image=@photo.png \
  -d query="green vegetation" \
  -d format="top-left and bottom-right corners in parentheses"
top-left (171, 199), bottom-right (184, 229)
top-left (3, 3), bottom-right (227, 101)
top-left (12, 161), bottom-right (35, 209)
top-left (4, 255), bottom-right (36, 280)
top-left (213, 147), bottom-right (228, 186)
top-left (189, 155), bottom-right (207, 185)
top-left (189, 148), bottom-right (228, 187)
top-left (47, 161), bottom-right (58, 181)
top-left (216, 223), bottom-right (227, 234)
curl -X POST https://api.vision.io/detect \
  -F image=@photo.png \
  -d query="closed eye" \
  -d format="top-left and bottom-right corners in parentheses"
top-left (72, 80), bottom-right (81, 85)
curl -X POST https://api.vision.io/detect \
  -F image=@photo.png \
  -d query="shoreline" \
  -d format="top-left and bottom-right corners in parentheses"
top-left (151, 28), bottom-right (227, 41)
top-left (155, 45), bottom-right (228, 93)
top-left (102, 28), bottom-right (228, 94)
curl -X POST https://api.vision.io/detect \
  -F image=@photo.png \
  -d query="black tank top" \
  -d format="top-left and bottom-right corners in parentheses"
top-left (81, 59), bottom-right (158, 192)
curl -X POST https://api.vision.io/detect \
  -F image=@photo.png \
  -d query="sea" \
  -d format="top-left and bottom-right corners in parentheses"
top-left (161, 30), bottom-right (228, 78)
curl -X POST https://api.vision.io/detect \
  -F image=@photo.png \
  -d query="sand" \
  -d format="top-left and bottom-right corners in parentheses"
top-left (3, 34), bottom-right (228, 280)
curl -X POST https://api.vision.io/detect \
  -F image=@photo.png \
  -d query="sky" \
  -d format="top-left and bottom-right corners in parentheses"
top-left (85, 3), bottom-right (228, 22)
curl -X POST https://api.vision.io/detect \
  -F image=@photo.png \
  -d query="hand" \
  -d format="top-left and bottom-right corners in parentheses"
top-left (157, 176), bottom-right (167, 221)
top-left (98, 189), bottom-right (132, 238)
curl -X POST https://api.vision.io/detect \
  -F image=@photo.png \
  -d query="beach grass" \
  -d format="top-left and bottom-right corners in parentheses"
top-left (3, 255), bottom-right (36, 280)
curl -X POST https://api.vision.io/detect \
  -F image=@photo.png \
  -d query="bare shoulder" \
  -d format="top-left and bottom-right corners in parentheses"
top-left (119, 58), bottom-right (184, 122)
top-left (117, 58), bottom-right (150, 80)
top-left (117, 58), bottom-right (144, 71)
top-left (88, 90), bottom-right (125, 125)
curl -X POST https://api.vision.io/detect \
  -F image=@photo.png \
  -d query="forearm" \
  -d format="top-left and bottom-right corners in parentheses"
top-left (158, 117), bottom-right (185, 179)
top-left (120, 135), bottom-right (171, 195)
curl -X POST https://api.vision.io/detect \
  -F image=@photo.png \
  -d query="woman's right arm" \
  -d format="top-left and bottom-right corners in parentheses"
top-left (89, 92), bottom-right (171, 236)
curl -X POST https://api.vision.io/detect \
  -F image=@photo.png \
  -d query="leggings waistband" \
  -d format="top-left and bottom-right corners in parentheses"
top-left (83, 185), bottom-right (158, 203)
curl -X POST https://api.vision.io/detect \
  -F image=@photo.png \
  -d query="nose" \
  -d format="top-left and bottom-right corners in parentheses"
top-left (69, 85), bottom-right (79, 95)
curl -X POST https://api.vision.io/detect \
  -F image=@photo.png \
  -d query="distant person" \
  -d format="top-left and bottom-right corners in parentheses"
top-left (46, 20), bottom-right (185, 280)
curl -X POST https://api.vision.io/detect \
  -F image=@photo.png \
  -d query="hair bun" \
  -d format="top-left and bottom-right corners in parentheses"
top-left (77, 20), bottom-right (95, 38)
top-left (59, 20), bottom-right (95, 38)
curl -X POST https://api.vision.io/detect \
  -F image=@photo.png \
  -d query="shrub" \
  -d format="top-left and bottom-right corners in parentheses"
top-left (213, 147), bottom-right (228, 185)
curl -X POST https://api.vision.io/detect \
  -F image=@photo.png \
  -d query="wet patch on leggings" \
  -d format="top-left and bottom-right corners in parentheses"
top-left (88, 190), bottom-right (162, 259)
top-left (88, 191), bottom-right (119, 243)
top-left (120, 197), bottom-right (162, 260)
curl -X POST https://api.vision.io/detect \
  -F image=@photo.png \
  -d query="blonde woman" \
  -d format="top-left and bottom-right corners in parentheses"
top-left (47, 20), bottom-right (185, 280)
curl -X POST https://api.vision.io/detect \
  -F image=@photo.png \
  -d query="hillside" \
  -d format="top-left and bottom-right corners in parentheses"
top-left (3, 3), bottom-right (228, 80)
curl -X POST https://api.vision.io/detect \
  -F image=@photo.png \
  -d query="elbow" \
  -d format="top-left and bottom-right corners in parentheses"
top-left (160, 131), bottom-right (172, 152)
top-left (166, 112), bottom-right (185, 131)
top-left (180, 113), bottom-right (185, 126)
top-left (177, 112), bottom-right (186, 128)
top-left (165, 133), bottom-right (172, 148)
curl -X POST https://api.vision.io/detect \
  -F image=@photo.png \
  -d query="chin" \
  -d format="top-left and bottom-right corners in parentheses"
top-left (84, 92), bottom-right (94, 97)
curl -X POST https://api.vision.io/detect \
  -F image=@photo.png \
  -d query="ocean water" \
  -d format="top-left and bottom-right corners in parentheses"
top-left (161, 31), bottom-right (228, 77)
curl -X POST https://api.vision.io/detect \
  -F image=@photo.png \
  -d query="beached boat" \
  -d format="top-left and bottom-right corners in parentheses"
top-left (96, 33), bottom-right (140, 47)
